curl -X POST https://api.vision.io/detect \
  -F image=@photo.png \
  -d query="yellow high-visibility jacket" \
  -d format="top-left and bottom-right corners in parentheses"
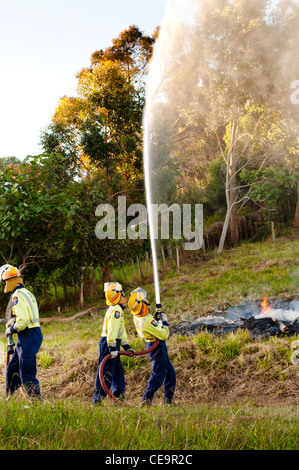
top-left (133, 314), bottom-right (169, 342)
top-left (11, 287), bottom-right (40, 332)
top-left (101, 304), bottom-right (130, 350)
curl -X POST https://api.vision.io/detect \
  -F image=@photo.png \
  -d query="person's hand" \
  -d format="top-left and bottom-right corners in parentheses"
top-left (5, 326), bottom-right (13, 336)
top-left (126, 348), bottom-right (135, 356)
top-left (5, 318), bottom-right (15, 329)
top-left (110, 350), bottom-right (119, 359)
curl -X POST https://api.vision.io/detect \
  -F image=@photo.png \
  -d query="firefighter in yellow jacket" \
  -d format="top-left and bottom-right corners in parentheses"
top-left (92, 282), bottom-right (134, 405)
top-left (1, 265), bottom-right (43, 400)
top-left (129, 288), bottom-right (176, 406)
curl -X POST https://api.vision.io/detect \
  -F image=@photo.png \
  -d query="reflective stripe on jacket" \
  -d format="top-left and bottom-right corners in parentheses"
top-left (12, 287), bottom-right (40, 332)
top-left (133, 314), bottom-right (169, 342)
top-left (101, 304), bottom-right (129, 349)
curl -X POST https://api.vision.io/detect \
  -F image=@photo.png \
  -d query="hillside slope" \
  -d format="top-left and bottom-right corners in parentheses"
top-left (1, 233), bottom-right (298, 406)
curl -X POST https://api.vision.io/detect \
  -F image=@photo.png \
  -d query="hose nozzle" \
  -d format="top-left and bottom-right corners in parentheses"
top-left (155, 303), bottom-right (162, 323)
top-left (7, 334), bottom-right (15, 355)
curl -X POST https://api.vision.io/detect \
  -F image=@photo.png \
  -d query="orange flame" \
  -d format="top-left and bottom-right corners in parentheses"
top-left (261, 296), bottom-right (271, 314)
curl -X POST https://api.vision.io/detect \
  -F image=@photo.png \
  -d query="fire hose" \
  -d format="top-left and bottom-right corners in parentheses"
top-left (99, 340), bottom-right (160, 401)
top-left (6, 333), bottom-right (25, 398)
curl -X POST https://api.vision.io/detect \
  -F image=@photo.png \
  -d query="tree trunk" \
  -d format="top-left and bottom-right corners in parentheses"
top-left (218, 211), bottom-right (231, 253)
top-left (229, 202), bottom-right (239, 245)
top-left (229, 117), bottom-right (240, 245)
top-left (63, 284), bottom-right (68, 302)
top-left (79, 268), bottom-right (86, 309)
top-left (218, 116), bottom-right (239, 253)
top-left (293, 180), bottom-right (299, 228)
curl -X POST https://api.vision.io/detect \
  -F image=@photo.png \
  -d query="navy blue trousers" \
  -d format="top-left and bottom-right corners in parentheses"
top-left (143, 340), bottom-right (176, 403)
top-left (92, 337), bottom-right (125, 403)
top-left (6, 327), bottom-right (43, 397)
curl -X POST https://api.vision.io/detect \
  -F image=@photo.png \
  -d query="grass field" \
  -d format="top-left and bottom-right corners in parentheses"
top-left (0, 399), bottom-right (297, 450)
top-left (0, 233), bottom-right (298, 451)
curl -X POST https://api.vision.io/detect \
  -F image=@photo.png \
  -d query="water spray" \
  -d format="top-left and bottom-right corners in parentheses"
top-left (143, 138), bottom-right (163, 318)
top-left (141, 116), bottom-right (163, 313)
top-left (142, 0), bottom-right (190, 311)
top-left (143, 54), bottom-right (161, 310)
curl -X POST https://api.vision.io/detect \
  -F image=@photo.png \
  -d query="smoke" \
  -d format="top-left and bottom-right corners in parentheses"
top-left (143, 0), bottom-right (299, 302)
top-left (144, 0), bottom-right (299, 204)
top-left (255, 306), bottom-right (299, 322)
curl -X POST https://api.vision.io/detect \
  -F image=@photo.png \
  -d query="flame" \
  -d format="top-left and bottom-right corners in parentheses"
top-left (261, 296), bottom-right (271, 314)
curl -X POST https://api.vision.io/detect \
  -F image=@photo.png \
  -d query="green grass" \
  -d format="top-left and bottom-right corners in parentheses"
top-left (152, 237), bottom-right (299, 317)
top-left (0, 399), bottom-right (297, 450)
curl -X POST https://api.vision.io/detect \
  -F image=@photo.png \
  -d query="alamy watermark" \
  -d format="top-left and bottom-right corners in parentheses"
top-left (290, 80), bottom-right (299, 104)
top-left (95, 196), bottom-right (203, 251)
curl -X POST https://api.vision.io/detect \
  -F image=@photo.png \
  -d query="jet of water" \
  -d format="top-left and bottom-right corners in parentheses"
top-left (143, 0), bottom-right (195, 306)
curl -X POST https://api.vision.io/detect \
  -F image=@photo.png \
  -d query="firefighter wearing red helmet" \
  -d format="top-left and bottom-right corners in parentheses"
top-left (0, 265), bottom-right (43, 400)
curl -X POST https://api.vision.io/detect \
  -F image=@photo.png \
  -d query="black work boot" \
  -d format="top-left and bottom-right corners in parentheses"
top-left (164, 397), bottom-right (173, 404)
top-left (140, 398), bottom-right (152, 407)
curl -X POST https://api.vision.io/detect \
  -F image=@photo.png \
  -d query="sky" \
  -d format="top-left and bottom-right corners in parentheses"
top-left (0, 0), bottom-right (168, 160)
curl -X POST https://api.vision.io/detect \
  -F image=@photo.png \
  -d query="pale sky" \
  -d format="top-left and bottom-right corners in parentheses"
top-left (0, 0), bottom-right (168, 160)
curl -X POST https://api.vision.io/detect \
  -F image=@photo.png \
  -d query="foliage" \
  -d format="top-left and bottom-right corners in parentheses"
top-left (40, 25), bottom-right (155, 193)
top-left (0, 154), bottom-right (77, 273)
top-left (0, 154), bottom-right (143, 300)
top-left (1, 14), bottom-right (299, 307)
top-left (240, 165), bottom-right (297, 211)
top-left (145, 0), bottom-right (299, 240)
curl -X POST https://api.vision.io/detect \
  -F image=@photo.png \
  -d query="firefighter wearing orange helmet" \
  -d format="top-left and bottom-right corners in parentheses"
top-left (92, 282), bottom-right (134, 405)
top-left (0, 265), bottom-right (43, 400)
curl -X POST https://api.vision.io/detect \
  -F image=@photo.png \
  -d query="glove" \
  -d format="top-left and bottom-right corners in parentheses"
top-left (110, 350), bottom-right (119, 359)
top-left (161, 313), bottom-right (168, 323)
top-left (6, 318), bottom-right (15, 329)
top-left (126, 348), bottom-right (135, 356)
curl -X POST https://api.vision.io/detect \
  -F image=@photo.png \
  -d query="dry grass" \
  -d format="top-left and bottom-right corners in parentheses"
top-left (2, 324), bottom-right (296, 408)
top-left (1, 234), bottom-right (298, 409)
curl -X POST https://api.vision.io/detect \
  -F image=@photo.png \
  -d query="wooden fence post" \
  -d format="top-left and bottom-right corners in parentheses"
top-left (176, 247), bottom-right (180, 271)
top-left (161, 247), bottom-right (166, 267)
top-left (167, 244), bottom-right (173, 263)
top-left (122, 264), bottom-right (128, 282)
top-left (271, 221), bottom-right (276, 242)
top-left (205, 228), bottom-right (209, 250)
top-left (137, 255), bottom-right (143, 279)
top-left (145, 252), bottom-right (151, 270)
top-left (131, 259), bottom-right (137, 281)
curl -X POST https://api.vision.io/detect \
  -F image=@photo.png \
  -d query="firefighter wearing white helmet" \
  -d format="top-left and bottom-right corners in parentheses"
top-left (0, 265), bottom-right (43, 400)
top-left (129, 288), bottom-right (176, 406)
top-left (92, 282), bottom-right (134, 405)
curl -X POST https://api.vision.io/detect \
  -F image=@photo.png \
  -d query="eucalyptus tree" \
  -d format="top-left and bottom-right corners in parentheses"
top-left (150, 0), bottom-right (299, 250)
top-left (40, 25), bottom-right (156, 195)
top-left (190, 0), bottom-right (299, 250)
